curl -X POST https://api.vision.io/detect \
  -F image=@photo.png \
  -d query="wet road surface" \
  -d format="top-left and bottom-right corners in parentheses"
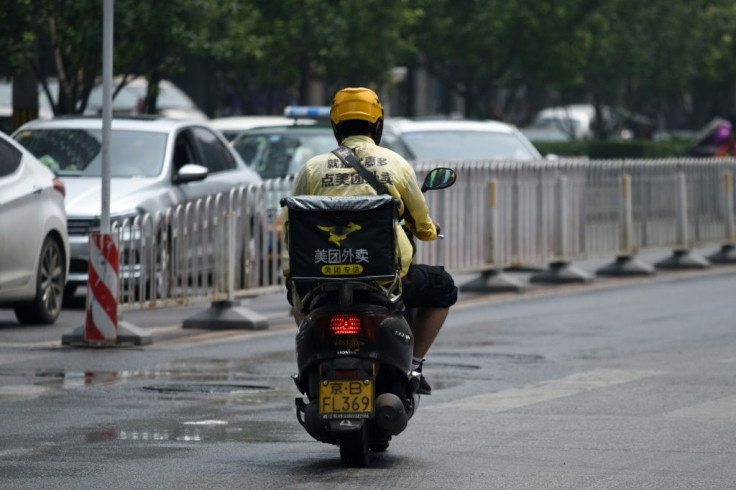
top-left (0, 262), bottom-right (735, 488)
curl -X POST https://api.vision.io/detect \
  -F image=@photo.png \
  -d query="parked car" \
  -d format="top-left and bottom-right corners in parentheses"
top-left (0, 130), bottom-right (69, 324)
top-left (384, 118), bottom-right (542, 162)
top-left (211, 115), bottom-right (317, 142)
top-left (12, 116), bottom-right (262, 299)
top-left (528, 104), bottom-right (604, 140)
top-left (231, 121), bottom-right (414, 179)
top-left (521, 119), bottom-right (573, 142)
top-left (86, 77), bottom-right (209, 121)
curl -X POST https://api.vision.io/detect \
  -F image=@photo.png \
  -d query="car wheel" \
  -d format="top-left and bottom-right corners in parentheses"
top-left (14, 237), bottom-right (66, 325)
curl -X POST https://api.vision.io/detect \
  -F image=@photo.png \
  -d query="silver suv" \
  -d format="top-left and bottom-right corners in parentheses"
top-left (13, 116), bottom-right (262, 299)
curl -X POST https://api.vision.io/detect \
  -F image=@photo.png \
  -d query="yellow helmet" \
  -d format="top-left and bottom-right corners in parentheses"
top-left (330, 87), bottom-right (383, 125)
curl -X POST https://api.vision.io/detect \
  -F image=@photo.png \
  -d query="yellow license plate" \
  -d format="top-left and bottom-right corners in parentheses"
top-left (319, 380), bottom-right (373, 419)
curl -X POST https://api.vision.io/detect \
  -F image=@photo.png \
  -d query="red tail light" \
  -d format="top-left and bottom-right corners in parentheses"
top-left (329, 314), bottom-right (362, 335)
top-left (52, 178), bottom-right (66, 198)
top-left (335, 370), bottom-right (358, 379)
top-left (314, 312), bottom-right (384, 342)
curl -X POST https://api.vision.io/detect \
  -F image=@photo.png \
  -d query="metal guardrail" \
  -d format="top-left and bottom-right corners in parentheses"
top-left (113, 177), bottom-right (293, 311)
top-left (415, 158), bottom-right (736, 273)
top-left (112, 158), bottom-right (736, 314)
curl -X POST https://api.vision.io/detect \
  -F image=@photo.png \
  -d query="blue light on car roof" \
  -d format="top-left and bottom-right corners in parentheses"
top-left (283, 106), bottom-right (331, 119)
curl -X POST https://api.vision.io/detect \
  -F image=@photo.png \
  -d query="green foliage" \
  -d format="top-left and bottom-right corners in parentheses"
top-left (533, 139), bottom-right (695, 159)
top-left (1, 0), bottom-right (736, 125)
top-left (0, 0), bottom-right (37, 72)
top-left (228, 0), bottom-right (420, 105)
top-left (114, 0), bottom-right (217, 112)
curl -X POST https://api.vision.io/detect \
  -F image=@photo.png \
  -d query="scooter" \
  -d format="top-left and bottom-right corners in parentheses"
top-left (281, 168), bottom-right (456, 466)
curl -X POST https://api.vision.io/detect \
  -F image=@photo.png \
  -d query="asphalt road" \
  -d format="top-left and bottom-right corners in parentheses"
top-left (0, 254), bottom-right (735, 489)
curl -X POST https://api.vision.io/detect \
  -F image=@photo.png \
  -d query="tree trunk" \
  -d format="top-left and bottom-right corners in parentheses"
top-left (145, 74), bottom-right (162, 115)
top-left (12, 65), bottom-right (39, 131)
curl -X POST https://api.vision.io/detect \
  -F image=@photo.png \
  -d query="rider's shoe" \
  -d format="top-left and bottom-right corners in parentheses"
top-left (417, 373), bottom-right (432, 395)
top-left (415, 360), bottom-right (432, 395)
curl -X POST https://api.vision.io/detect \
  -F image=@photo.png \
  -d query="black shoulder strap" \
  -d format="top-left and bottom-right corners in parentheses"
top-left (331, 146), bottom-right (389, 195)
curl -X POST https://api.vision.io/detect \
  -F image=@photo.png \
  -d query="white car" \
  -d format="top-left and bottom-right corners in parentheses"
top-left (231, 123), bottom-right (414, 179)
top-left (527, 104), bottom-right (621, 140)
top-left (12, 116), bottom-right (262, 299)
top-left (86, 77), bottom-right (209, 121)
top-left (385, 118), bottom-right (542, 162)
top-left (0, 131), bottom-right (69, 324)
top-left (210, 115), bottom-right (317, 142)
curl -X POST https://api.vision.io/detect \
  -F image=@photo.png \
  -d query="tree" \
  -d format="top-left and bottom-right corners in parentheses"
top-left (410, 0), bottom-right (584, 120)
top-left (0, 0), bottom-right (37, 74)
top-left (0, 0), bottom-right (103, 116)
top-left (114, 0), bottom-right (219, 114)
top-left (688, 0), bottom-right (736, 125)
top-left (219, 0), bottom-right (419, 111)
top-left (318, 0), bottom-right (420, 93)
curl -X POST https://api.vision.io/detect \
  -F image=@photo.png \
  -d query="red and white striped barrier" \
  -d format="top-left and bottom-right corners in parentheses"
top-left (85, 233), bottom-right (119, 344)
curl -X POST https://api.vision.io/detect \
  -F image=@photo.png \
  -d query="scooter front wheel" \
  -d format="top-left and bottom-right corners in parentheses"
top-left (339, 425), bottom-right (370, 467)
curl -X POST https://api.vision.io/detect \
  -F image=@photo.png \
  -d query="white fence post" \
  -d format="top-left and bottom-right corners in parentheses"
top-left (621, 173), bottom-right (633, 253)
top-left (557, 175), bottom-right (570, 259)
top-left (676, 172), bottom-right (689, 247)
top-left (656, 171), bottom-right (710, 269)
top-left (460, 178), bottom-right (525, 293)
top-left (597, 173), bottom-right (655, 276)
top-left (531, 174), bottom-right (592, 284)
top-left (709, 170), bottom-right (736, 263)
top-left (182, 207), bottom-right (268, 330)
top-left (487, 179), bottom-right (498, 265)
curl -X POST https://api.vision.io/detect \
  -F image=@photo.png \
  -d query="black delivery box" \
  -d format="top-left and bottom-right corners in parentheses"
top-left (282, 195), bottom-right (399, 280)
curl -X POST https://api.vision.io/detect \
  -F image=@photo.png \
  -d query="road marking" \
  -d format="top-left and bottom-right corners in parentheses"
top-left (429, 369), bottom-right (662, 412)
top-left (0, 384), bottom-right (48, 401)
top-left (0, 352), bottom-right (57, 365)
top-left (0, 447), bottom-right (40, 458)
top-left (666, 395), bottom-right (736, 419)
top-left (150, 321), bottom-right (296, 349)
top-left (0, 341), bottom-right (61, 349)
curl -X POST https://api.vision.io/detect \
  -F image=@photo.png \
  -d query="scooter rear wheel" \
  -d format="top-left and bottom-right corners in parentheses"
top-left (339, 425), bottom-right (370, 467)
top-left (369, 440), bottom-right (389, 452)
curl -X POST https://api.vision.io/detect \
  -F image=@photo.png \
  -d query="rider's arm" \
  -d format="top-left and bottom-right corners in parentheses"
top-left (399, 165), bottom-right (437, 241)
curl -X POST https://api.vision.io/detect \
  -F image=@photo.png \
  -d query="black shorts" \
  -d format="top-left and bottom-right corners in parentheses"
top-left (286, 264), bottom-right (457, 310)
top-left (401, 264), bottom-right (458, 309)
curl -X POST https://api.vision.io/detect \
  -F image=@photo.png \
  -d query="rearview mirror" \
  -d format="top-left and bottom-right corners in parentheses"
top-left (174, 163), bottom-right (208, 184)
top-left (421, 168), bottom-right (456, 192)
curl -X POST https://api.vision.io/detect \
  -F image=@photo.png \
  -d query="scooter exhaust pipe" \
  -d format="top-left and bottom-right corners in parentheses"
top-left (375, 393), bottom-right (408, 435)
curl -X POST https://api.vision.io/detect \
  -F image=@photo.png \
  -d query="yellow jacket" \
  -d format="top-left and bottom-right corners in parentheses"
top-left (283, 135), bottom-right (436, 277)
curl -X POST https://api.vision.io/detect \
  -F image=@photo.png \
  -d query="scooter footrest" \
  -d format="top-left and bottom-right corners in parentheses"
top-left (409, 371), bottom-right (421, 392)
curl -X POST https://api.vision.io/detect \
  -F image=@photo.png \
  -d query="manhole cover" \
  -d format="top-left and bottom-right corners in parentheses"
top-left (142, 384), bottom-right (271, 395)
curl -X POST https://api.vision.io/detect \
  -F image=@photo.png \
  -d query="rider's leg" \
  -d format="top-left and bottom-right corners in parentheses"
top-left (411, 306), bottom-right (449, 358)
top-left (402, 265), bottom-right (456, 395)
